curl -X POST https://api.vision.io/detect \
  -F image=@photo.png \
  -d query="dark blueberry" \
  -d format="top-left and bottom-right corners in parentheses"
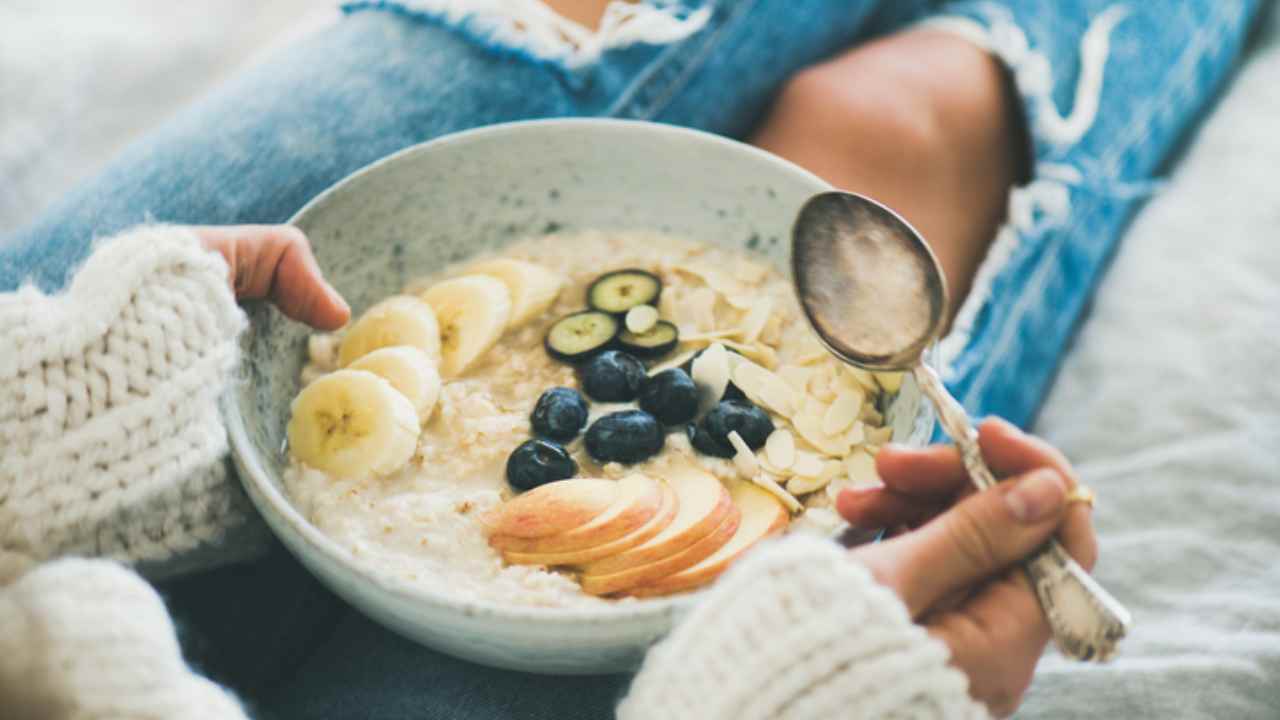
top-left (680, 347), bottom-right (747, 401)
top-left (686, 422), bottom-right (734, 458)
top-left (506, 439), bottom-right (578, 491)
top-left (530, 387), bottom-right (589, 442)
top-left (581, 350), bottom-right (647, 402)
top-left (638, 368), bottom-right (699, 425)
top-left (702, 400), bottom-right (774, 450)
top-left (584, 410), bottom-right (665, 464)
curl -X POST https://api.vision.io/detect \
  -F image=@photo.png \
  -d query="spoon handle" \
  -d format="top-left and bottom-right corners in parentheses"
top-left (911, 364), bottom-right (1131, 661)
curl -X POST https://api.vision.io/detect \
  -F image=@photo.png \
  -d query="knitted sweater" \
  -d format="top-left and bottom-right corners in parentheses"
top-left (0, 228), bottom-right (987, 719)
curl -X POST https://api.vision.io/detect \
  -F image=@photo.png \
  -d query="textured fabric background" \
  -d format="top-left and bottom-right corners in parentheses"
top-left (1, 1), bottom-right (1276, 717)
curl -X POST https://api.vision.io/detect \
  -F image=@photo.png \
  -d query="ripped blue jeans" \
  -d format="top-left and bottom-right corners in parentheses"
top-left (0, 1), bottom-right (1261, 717)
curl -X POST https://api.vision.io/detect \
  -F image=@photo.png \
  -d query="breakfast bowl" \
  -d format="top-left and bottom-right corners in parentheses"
top-left (223, 118), bottom-right (936, 674)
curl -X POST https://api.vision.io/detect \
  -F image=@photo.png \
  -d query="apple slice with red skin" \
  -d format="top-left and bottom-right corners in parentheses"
top-left (479, 478), bottom-right (618, 538)
top-left (579, 504), bottom-right (742, 597)
top-left (628, 480), bottom-right (789, 598)
top-left (490, 474), bottom-right (661, 553)
top-left (502, 480), bottom-right (677, 566)
top-left (581, 462), bottom-right (730, 576)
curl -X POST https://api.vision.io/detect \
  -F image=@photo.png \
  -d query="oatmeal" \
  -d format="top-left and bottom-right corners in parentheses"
top-left (284, 230), bottom-right (901, 608)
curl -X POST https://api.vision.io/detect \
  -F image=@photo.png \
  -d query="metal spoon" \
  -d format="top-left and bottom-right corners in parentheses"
top-left (791, 190), bottom-right (1131, 662)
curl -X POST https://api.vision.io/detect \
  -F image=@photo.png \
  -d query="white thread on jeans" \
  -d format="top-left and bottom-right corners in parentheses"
top-left (917, 7), bottom-right (1128, 378)
top-left (377, 1), bottom-right (710, 69)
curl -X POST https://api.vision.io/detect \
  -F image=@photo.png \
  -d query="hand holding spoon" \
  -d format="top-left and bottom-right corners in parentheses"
top-left (791, 190), bottom-right (1131, 662)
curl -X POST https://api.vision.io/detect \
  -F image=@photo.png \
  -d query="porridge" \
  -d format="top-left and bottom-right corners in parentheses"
top-left (284, 230), bottom-right (902, 608)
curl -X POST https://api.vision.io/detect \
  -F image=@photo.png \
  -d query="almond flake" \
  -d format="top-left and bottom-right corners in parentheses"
top-left (865, 425), bottom-right (894, 447)
top-left (686, 287), bottom-right (718, 331)
top-left (752, 472), bottom-right (804, 513)
top-left (791, 412), bottom-right (851, 457)
top-left (820, 459), bottom-right (844, 480)
top-left (726, 431), bottom-right (759, 478)
top-left (691, 343), bottom-right (731, 416)
top-left (732, 360), bottom-right (797, 417)
top-left (670, 263), bottom-right (744, 299)
top-left (842, 366), bottom-right (880, 394)
top-left (682, 329), bottom-right (743, 344)
top-left (777, 365), bottom-right (813, 392)
top-left (758, 455), bottom-right (792, 477)
top-left (720, 340), bottom-right (779, 369)
top-left (658, 284), bottom-right (680, 320)
top-left (758, 313), bottom-right (784, 346)
top-left (724, 293), bottom-right (756, 310)
top-left (791, 506), bottom-right (844, 536)
top-left (787, 472), bottom-right (832, 496)
top-left (807, 365), bottom-right (837, 402)
top-left (859, 404), bottom-right (884, 425)
top-left (843, 421), bottom-right (867, 446)
top-left (764, 429), bottom-right (796, 470)
top-left (791, 450), bottom-right (825, 478)
top-left (844, 449), bottom-right (881, 487)
top-left (875, 371), bottom-right (906, 394)
top-left (625, 305), bottom-right (659, 334)
top-left (822, 389), bottom-right (862, 435)
top-left (737, 297), bottom-right (773, 344)
top-left (648, 348), bottom-right (699, 376)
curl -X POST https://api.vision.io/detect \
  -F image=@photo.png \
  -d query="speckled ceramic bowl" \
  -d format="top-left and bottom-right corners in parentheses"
top-left (223, 119), bottom-right (936, 674)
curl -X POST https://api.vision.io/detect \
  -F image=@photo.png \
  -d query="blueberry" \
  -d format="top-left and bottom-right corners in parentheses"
top-left (581, 350), bottom-right (647, 402)
top-left (584, 410), bottom-right (664, 464)
top-left (638, 368), bottom-right (699, 425)
top-left (680, 347), bottom-right (747, 402)
top-left (686, 422), bottom-right (734, 458)
top-left (506, 439), bottom-right (578, 491)
top-left (530, 387), bottom-right (589, 442)
top-left (702, 400), bottom-right (774, 450)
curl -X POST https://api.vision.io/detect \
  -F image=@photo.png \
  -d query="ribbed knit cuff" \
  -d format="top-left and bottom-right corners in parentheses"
top-left (0, 226), bottom-right (268, 574)
top-left (618, 536), bottom-right (989, 720)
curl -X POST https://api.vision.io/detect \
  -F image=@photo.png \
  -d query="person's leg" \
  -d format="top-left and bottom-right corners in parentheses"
top-left (748, 0), bottom-right (1264, 428)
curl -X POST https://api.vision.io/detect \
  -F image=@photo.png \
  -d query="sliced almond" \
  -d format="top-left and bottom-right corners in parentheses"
top-left (686, 287), bottom-right (718, 332)
top-left (764, 429), bottom-right (796, 470)
top-left (720, 340), bottom-right (779, 369)
top-left (724, 293), bottom-right (755, 311)
top-left (791, 450), bottom-right (825, 478)
top-left (752, 472), bottom-right (803, 513)
top-left (732, 360), bottom-right (797, 417)
top-left (875, 371), bottom-right (906, 394)
top-left (691, 342), bottom-right (732, 416)
top-left (625, 305), bottom-right (659, 334)
top-left (726, 431), bottom-right (759, 479)
top-left (777, 365), bottom-right (813, 393)
top-left (757, 455), bottom-right (792, 478)
top-left (758, 313), bottom-right (784, 347)
top-left (843, 366), bottom-right (881, 394)
top-left (737, 298), bottom-right (773, 344)
top-left (865, 425), bottom-right (894, 447)
top-left (787, 472), bottom-right (832, 496)
top-left (843, 421), bottom-right (867, 447)
top-left (822, 389), bottom-right (863, 436)
top-left (791, 412), bottom-right (851, 457)
top-left (844, 449), bottom-right (881, 487)
top-left (658, 283), bottom-right (680, 320)
top-left (648, 348), bottom-right (699, 377)
top-left (807, 365), bottom-right (837, 402)
top-left (681, 328), bottom-right (742, 344)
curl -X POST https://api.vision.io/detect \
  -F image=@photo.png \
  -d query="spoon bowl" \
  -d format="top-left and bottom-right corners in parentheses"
top-left (792, 190), bottom-right (1132, 662)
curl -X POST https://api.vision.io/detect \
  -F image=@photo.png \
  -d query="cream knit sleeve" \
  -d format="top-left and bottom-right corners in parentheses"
top-left (0, 226), bottom-right (270, 577)
top-left (617, 536), bottom-right (990, 720)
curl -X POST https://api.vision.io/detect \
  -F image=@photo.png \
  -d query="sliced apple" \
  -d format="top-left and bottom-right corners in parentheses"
top-left (502, 480), bottom-right (677, 566)
top-left (581, 462), bottom-right (730, 576)
top-left (490, 474), bottom-right (662, 553)
top-left (579, 504), bottom-right (742, 597)
top-left (628, 480), bottom-right (789, 598)
top-left (478, 478), bottom-right (617, 539)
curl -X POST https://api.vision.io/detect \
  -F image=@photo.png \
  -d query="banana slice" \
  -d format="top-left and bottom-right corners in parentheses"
top-left (287, 369), bottom-right (420, 478)
top-left (348, 346), bottom-right (442, 423)
top-left (421, 275), bottom-right (512, 378)
top-left (467, 258), bottom-right (563, 328)
top-left (338, 295), bottom-right (441, 368)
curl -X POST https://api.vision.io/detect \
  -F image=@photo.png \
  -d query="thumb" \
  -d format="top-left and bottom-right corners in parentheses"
top-left (857, 468), bottom-right (1068, 618)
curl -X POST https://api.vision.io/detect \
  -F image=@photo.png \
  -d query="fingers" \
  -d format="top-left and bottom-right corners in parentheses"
top-left (853, 466), bottom-right (1068, 618)
top-left (836, 485), bottom-right (945, 529)
top-left (196, 225), bottom-right (350, 331)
